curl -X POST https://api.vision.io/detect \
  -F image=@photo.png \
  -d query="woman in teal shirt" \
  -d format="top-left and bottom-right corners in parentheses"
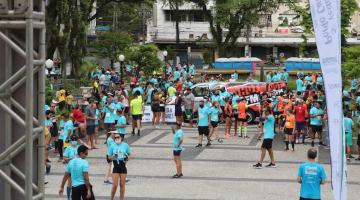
top-left (172, 123), bottom-right (184, 178)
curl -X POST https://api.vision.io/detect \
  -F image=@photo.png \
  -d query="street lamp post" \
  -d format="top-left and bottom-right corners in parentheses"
top-left (45, 59), bottom-right (54, 77)
top-left (119, 54), bottom-right (125, 82)
top-left (163, 50), bottom-right (168, 80)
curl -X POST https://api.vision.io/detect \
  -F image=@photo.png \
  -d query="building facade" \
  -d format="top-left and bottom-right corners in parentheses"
top-left (146, 0), bottom-right (360, 66)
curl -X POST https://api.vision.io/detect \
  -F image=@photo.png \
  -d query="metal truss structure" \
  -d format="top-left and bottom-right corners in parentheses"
top-left (0, 0), bottom-right (45, 199)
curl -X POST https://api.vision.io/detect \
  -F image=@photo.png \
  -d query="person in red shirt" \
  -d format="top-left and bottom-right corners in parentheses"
top-left (294, 99), bottom-right (308, 144)
top-left (72, 105), bottom-right (86, 137)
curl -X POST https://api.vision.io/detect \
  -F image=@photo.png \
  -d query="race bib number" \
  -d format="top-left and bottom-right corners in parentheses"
top-left (106, 112), bottom-right (111, 118)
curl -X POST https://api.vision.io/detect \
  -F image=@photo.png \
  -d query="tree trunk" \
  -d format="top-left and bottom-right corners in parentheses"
top-left (110, 59), bottom-right (114, 69)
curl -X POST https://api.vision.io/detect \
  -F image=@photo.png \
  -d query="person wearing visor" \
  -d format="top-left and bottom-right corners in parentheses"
top-left (108, 132), bottom-right (132, 200)
top-left (63, 134), bottom-right (79, 199)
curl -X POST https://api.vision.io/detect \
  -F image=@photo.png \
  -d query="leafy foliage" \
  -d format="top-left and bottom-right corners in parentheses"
top-left (92, 32), bottom-right (133, 67)
top-left (342, 46), bottom-right (360, 80)
top-left (126, 44), bottom-right (163, 77)
top-left (188, 0), bottom-right (279, 57)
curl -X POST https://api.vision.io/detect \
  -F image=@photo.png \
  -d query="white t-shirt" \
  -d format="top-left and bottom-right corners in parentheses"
top-left (99, 74), bottom-right (106, 85)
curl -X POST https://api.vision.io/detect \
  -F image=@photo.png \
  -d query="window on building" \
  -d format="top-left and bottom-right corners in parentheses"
top-left (181, 14), bottom-right (187, 22)
top-left (164, 10), bottom-right (172, 22)
top-left (193, 11), bottom-right (205, 22)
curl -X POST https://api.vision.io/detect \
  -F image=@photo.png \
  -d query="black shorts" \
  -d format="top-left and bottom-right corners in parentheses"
top-left (104, 123), bottom-right (113, 130)
top-left (124, 107), bottom-right (130, 114)
top-left (132, 114), bottom-right (142, 120)
top-left (357, 134), bottom-right (360, 146)
top-left (274, 111), bottom-right (282, 117)
top-left (261, 139), bottom-right (273, 149)
top-left (159, 106), bottom-right (165, 112)
top-left (173, 150), bottom-right (182, 156)
top-left (198, 126), bottom-right (209, 136)
top-left (113, 160), bottom-right (127, 174)
top-left (233, 113), bottom-right (238, 120)
top-left (211, 121), bottom-right (219, 128)
top-left (151, 104), bottom-right (160, 112)
top-left (284, 128), bottom-right (294, 135)
top-left (311, 125), bottom-right (323, 133)
top-left (295, 122), bottom-right (306, 131)
top-left (175, 109), bottom-right (183, 117)
top-left (238, 117), bottom-right (247, 123)
top-left (300, 197), bottom-right (320, 200)
top-left (86, 125), bottom-right (95, 135)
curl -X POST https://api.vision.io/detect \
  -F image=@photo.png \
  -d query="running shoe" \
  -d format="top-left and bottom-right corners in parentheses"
top-left (205, 142), bottom-right (211, 147)
top-left (217, 138), bottom-right (223, 143)
top-left (195, 144), bottom-right (202, 148)
top-left (253, 163), bottom-right (262, 169)
top-left (311, 141), bottom-right (315, 147)
top-left (265, 163), bottom-right (276, 168)
top-left (104, 180), bottom-right (112, 184)
top-left (355, 157), bottom-right (360, 161)
top-left (349, 155), bottom-right (355, 159)
top-left (45, 165), bottom-right (51, 174)
top-left (172, 174), bottom-right (181, 178)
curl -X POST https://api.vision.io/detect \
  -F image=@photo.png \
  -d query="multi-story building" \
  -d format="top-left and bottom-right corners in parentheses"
top-left (146, 0), bottom-right (360, 66)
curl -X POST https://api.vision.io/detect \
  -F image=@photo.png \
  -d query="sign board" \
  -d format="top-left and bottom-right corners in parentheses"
top-left (165, 105), bottom-right (176, 122)
top-left (141, 106), bottom-right (153, 122)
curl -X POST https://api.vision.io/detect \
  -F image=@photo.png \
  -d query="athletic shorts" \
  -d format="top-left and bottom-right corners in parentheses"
top-left (175, 109), bottom-right (183, 117)
top-left (211, 121), bottom-right (219, 128)
top-left (159, 106), bottom-right (165, 112)
top-left (274, 111), bottom-right (282, 117)
top-left (238, 117), bottom-right (247, 123)
top-left (345, 132), bottom-right (353, 146)
top-left (113, 160), bottom-right (127, 174)
top-left (261, 139), bottom-right (273, 149)
top-left (284, 128), bottom-right (294, 135)
top-left (300, 197), bottom-right (320, 200)
top-left (295, 122), bottom-right (306, 131)
top-left (185, 109), bottom-right (193, 120)
top-left (104, 123), bottom-right (113, 130)
top-left (198, 126), bottom-right (209, 136)
top-left (311, 125), bottom-right (323, 133)
top-left (173, 150), bottom-right (182, 156)
top-left (86, 125), bottom-right (95, 135)
top-left (124, 107), bottom-right (130, 114)
top-left (132, 114), bottom-right (142, 121)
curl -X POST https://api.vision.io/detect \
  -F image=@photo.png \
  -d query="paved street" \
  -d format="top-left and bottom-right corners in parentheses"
top-left (45, 124), bottom-right (360, 200)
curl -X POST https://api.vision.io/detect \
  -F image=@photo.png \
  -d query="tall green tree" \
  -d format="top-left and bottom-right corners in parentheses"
top-left (126, 44), bottom-right (163, 77)
top-left (342, 46), bottom-right (360, 81)
top-left (92, 32), bottom-right (133, 68)
top-left (290, 0), bottom-right (359, 47)
top-left (187, 0), bottom-right (279, 57)
top-left (162, 0), bottom-right (185, 48)
top-left (46, 0), bottom-right (153, 76)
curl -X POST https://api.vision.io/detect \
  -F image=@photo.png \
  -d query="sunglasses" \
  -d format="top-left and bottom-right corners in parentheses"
top-left (114, 136), bottom-right (121, 139)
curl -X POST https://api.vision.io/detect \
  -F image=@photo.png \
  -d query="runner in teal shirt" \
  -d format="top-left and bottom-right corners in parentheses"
top-left (298, 148), bottom-right (327, 200)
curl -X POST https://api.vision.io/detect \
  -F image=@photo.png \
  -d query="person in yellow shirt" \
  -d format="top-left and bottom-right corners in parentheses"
top-left (284, 109), bottom-right (295, 151)
top-left (167, 85), bottom-right (176, 97)
top-left (57, 87), bottom-right (66, 110)
top-left (130, 91), bottom-right (144, 136)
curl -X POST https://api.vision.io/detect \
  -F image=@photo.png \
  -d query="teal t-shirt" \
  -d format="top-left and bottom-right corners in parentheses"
top-left (60, 120), bottom-right (73, 141)
top-left (310, 107), bottom-right (323, 126)
top-left (296, 79), bottom-right (304, 92)
top-left (298, 162), bottom-right (327, 199)
top-left (146, 88), bottom-right (154, 104)
top-left (102, 106), bottom-right (115, 124)
top-left (64, 145), bottom-right (78, 159)
top-left (173, 129), bottom-right (184, 151)
top-left (116, 116), bottom-right (126, 134)
top-left (210, 107), bottom-right (220, 122)
top-left (211, 95), bottom-right (221, 103)
top-left (344, 117), bottom-right (354, 133)
top-left (266, 74), bottom-right (272, 83)
top-left (283, 72), bottom-right (289, 82)
top-left (263, 115), bottom-right (275, 139)
top-left (174, 71), bottom-right (180, 81)
top-left (95, 109), bottom-right (100, 125)
top-left (316, 77), bottom-right (323, 85)
top-left (66, 158), bottom-right (89, 187)
top-left (106, 137), bottom-right (115, 148)
top-left (198, 107), bottom-right (210, 126)
top-left (107, 142), bottom-right (131, 161)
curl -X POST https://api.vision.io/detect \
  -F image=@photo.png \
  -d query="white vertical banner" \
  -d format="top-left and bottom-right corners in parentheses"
top-left (309, 1), bottom-right (346, 200)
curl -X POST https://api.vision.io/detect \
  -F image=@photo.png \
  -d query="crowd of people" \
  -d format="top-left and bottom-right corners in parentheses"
top-left (43, 64), bottom-right (360, 200)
